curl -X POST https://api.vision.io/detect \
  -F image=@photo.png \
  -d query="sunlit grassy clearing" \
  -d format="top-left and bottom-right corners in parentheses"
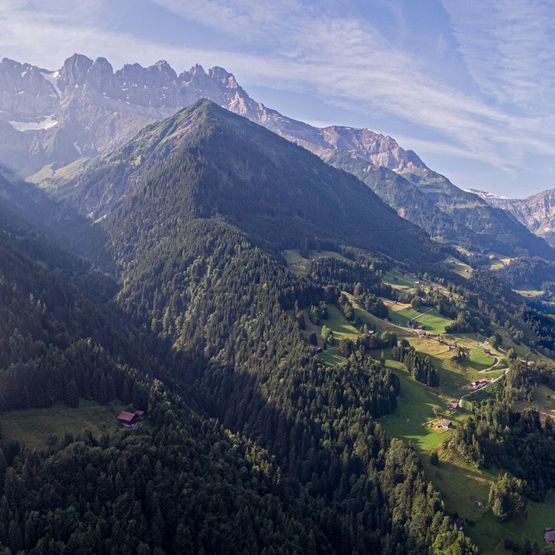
top-left (383, 269), bottom-right (417, 288)
top-left (380, 365), bottom-right (457, 452)
top-left (388, 306), bottom-right (453, 333)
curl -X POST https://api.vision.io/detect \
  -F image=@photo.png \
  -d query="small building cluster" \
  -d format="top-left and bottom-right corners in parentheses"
top-left (116, 410), bottom-right (145, 428)
top-left (545, 529), bottom-right (555, 544)
top-left (427, 418), bottom-right (453, 431)
top-left (472, 379), bottom-right (489, 390)
top-left (409, 320), bottom-right (424, 330)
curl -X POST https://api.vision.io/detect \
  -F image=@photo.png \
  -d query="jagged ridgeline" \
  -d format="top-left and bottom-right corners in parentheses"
top-left (0, 102), bottom-right (476, 553)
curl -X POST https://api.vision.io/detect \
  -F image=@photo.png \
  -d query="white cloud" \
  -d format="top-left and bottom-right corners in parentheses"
top-left (442, 0), bottom-right (555, 111)
top-left (151, 0), bottom-right (555, 175)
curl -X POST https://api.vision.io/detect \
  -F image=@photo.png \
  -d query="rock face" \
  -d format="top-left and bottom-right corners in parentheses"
top-left (471, 188), bottom-right (555, 247)
top-left (0, 53), bottom-right (425, 178)
top-left (0, 54), bottom-right (262, 175)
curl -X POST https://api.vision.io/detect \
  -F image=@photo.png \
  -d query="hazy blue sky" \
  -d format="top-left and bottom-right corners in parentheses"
top-left (2, 0), bottom-right (555, 197)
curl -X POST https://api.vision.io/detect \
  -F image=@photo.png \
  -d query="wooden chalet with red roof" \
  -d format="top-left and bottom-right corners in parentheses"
top-left (116, 410), bottom-right (145, 428)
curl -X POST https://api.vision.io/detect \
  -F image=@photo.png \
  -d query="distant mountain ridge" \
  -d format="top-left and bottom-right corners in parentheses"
top-left (469, 188), bottom-right (555, 247)
top-left (0, 53), bottom-right (552, 259)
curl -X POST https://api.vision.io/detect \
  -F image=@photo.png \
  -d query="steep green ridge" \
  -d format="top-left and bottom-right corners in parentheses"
top-left (328, 152), bottom-right (554, 260)
top-left (56, 99), bottom-right (442, 264)
top-left (0, 172), bottom-right (109, 266)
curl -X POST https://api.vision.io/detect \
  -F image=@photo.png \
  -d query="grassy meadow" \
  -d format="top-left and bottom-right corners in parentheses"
top-left (0, 400), bottom-right (125, 449)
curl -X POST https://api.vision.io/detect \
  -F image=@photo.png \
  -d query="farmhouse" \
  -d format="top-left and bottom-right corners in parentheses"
top-left (473, 379), bottom-right (489, 389)
top-left (448, 402), bottom-right (459, 412)
top-left (418, 330), bottom-right (426, 337)
top-left (545, 530), bottom-right (555, 544)
top-left (116, 410), bottom-right (145, 428)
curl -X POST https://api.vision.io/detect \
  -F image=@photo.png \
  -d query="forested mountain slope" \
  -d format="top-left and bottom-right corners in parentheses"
top-left (327, 152), bottom-right (554, 259)
top-left (0, 212), bottom-right (343, 553)
top-left (0, 110), bottom-right (477, 552)
top-left (56, 100), bottom-right (442, 264)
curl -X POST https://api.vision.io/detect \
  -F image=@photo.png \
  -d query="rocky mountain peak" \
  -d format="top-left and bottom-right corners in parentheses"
top-left (86, 57), bottom-right (114, 91)
top-left (190, 63), bottom-right (206, 76)
top-left (152, 60), bottom-right (177, 80)
top-left (60, 53), bottom-right (93, 87)
top-left (0, 53), bottom-right (551, 259)
top-left (1, 58), bottom-right (21, 70)
top-left (316, 126), bottom-right (426, 172)
top-left (0, 53), bottom-right (441, 180)
top-left (209, 66), bottom-right (239, 88)
top-left (476, 187), bottom-right (555, 246)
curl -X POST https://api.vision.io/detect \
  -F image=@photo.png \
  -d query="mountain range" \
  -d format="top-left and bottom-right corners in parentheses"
top-left (469, 188), bottom-right (555, 247)
top-left (1, 53), bottom-right (552, 260)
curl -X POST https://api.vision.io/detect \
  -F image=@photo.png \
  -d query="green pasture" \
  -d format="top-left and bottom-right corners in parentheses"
top-left (423, 449), bottom-right (555, 554)
top-left (0, 400), bottom-right (124, 449)
top-left (380, 364), bottom-right (456, 452)
top-left (383, 270), bottom-right (418, 289)
top-left (388, 306), bottom-right (453, 333)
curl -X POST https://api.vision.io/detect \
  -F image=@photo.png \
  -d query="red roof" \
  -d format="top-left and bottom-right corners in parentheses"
top-left (117, 411), bottom-right (138, 423)
top-left (134, 410), bottom-right (145, 417)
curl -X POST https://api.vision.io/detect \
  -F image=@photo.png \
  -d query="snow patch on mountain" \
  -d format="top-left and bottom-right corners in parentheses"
top-left (465, 188), bottom-right (508, 200)
top-left (8, 115), bottom-right (58, 132)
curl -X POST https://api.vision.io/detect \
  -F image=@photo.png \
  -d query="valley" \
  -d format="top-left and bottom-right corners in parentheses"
top-left (284, 249), bottom-right (554, 552)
